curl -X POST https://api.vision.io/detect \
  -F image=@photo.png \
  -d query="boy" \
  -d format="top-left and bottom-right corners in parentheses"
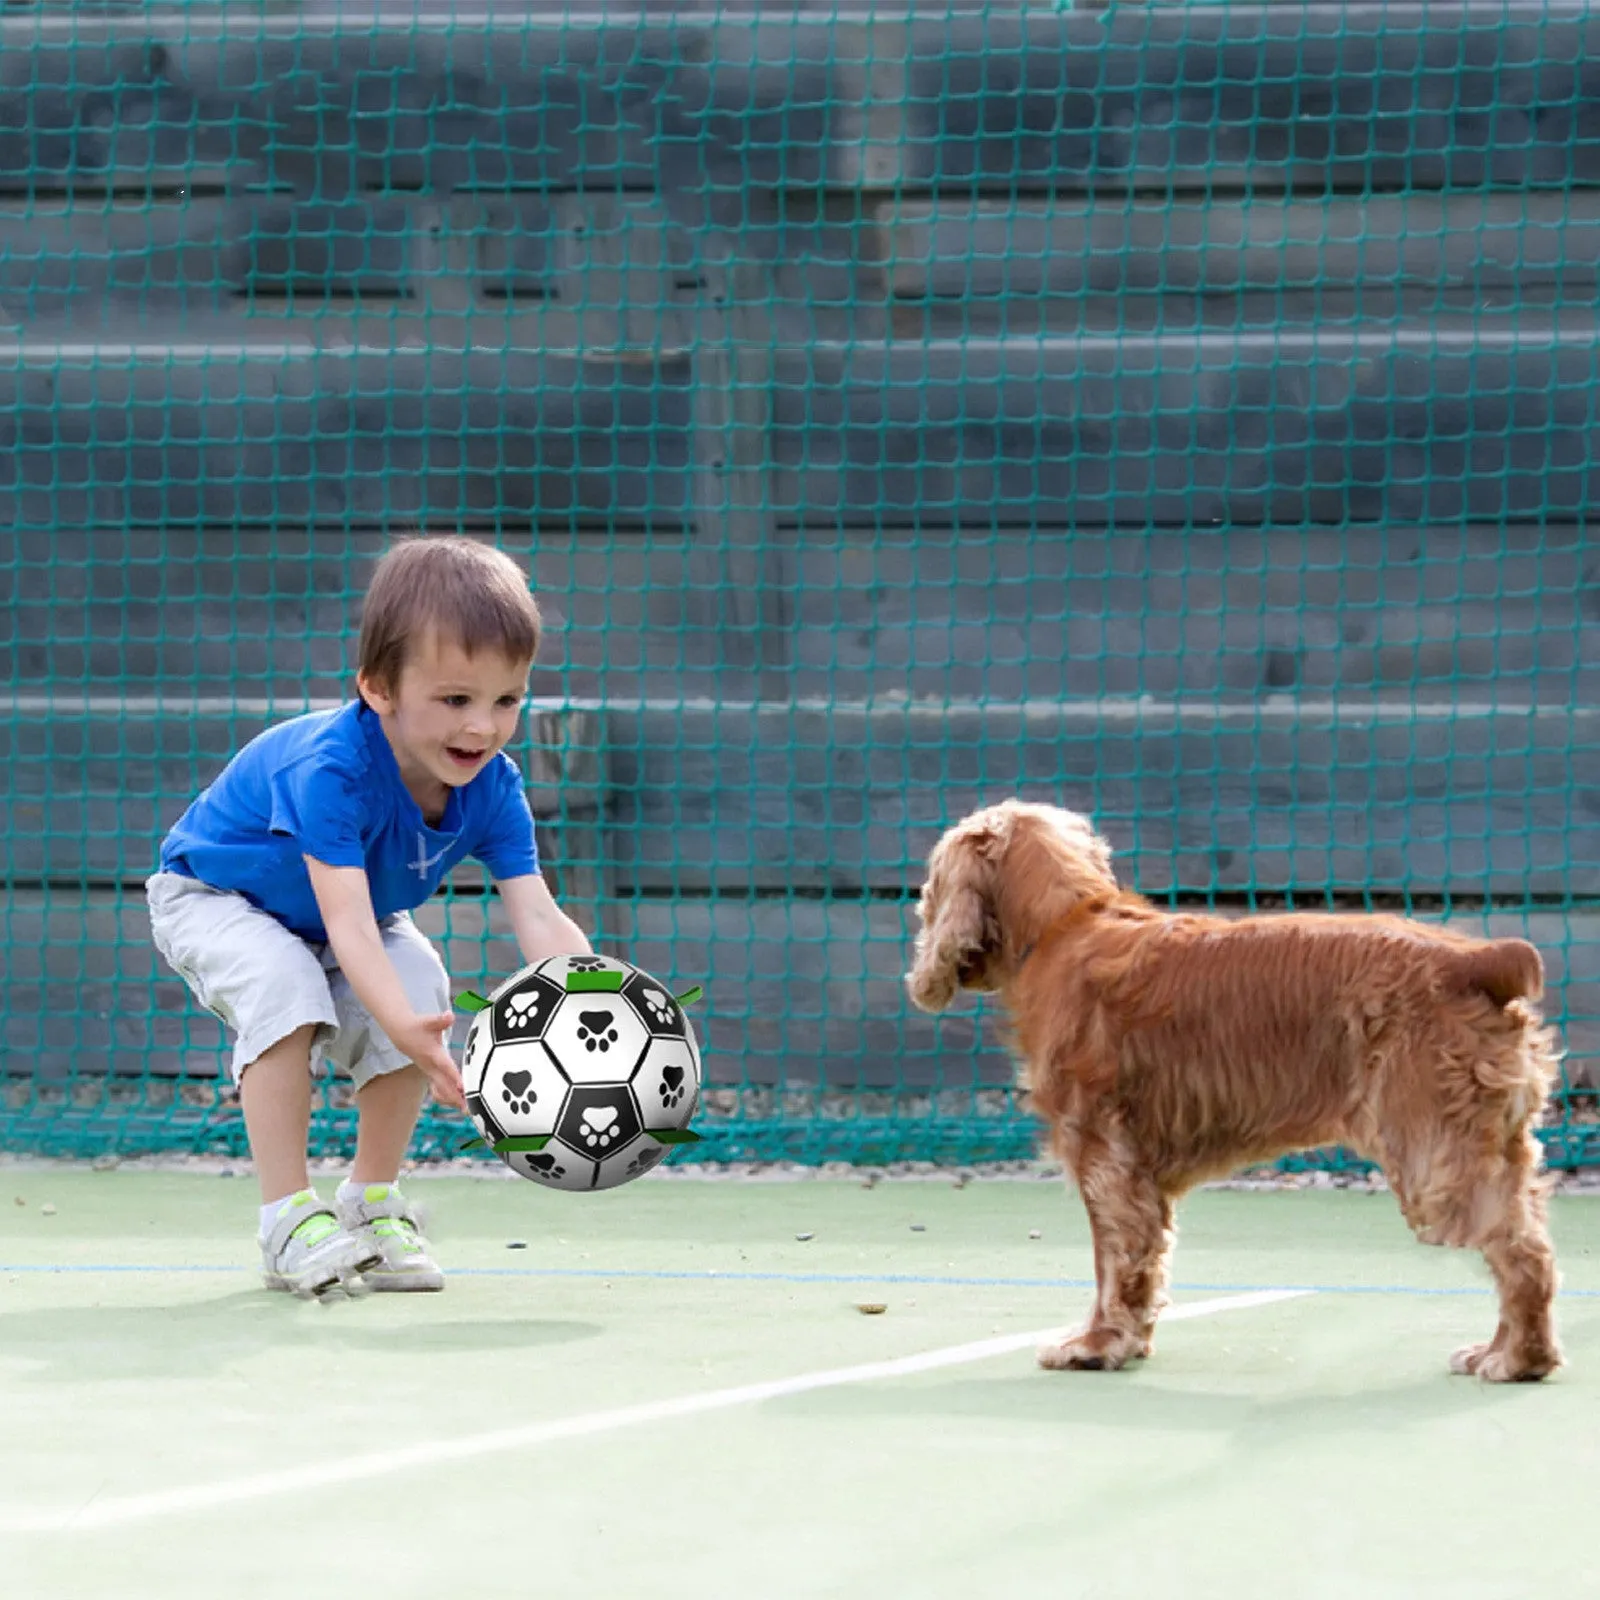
top-left (146, 536), bottom-right (592, 1298)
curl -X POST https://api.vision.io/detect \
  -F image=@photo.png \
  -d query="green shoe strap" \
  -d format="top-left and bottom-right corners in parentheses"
top-left (289, 1211), bottom-right (341, 1247)
top-left (264, 1190), bottom-right (340, 1255)
top-left (370, 1215), bottom-right (425, 1253)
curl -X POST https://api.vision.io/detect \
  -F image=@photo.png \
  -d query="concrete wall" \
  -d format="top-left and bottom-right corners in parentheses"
top-left (2, 4), bottom-right (1596, 1135)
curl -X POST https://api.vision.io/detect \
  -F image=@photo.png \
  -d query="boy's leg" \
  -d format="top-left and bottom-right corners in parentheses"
top-left (237, 1024), bottom-right (317, 1204)
top-left (240, 1024), bottom-right (384, 1298)
top-left (350, 1063), bottom-right (429, 1184)
top-left (325, 914), bottom-right (451, 1291)
top-left (337, 1064), bottom-right (443, 1291)
top-left (145, 874), bottom-right (376, 1299)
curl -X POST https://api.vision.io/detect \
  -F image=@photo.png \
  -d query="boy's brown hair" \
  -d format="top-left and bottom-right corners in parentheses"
top-left (358, 535), bottom-right (541, 693)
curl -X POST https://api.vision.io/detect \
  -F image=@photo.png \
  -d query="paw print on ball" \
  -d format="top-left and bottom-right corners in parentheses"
top-left (626, 1145), bottom-right (664, 1179)
top-left (461, 1025), bottom-right (489, 1096)
top-left (489, 973), bottom-right (560, 1044)
top-left (500, 1069), bottom-right (537, 1116)
top-left (555, 1085), bottom-right (642, 1162)
top-left (465, 1091), bottom-right (507, 1148)
top-left (504, 991), bottom-right (546, 1033)
top-left (508, 996), bottom-right (539, 1030)
top-left (579, 1106), bottom-right (621, 1149)
top-left (569, 957), bottom-right (608, 973)
top-left (622, 972), bottom-right (688, 1038)
top-left (658, 1063), bottom-right (687, 1110)
top-left (576, 1008), bottom-right (620, 1053)
top-left (525, 1151), bottom-right (566, 1181)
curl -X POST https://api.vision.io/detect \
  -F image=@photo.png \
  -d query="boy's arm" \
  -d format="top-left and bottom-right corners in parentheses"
top-left (495, 873), bottom-right (594, 964)
top-left (302, 856), bottom-right (466, 1111)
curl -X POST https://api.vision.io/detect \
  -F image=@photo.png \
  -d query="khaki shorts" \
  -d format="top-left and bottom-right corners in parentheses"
top-left (145, 871), bottom-right (451, 1088)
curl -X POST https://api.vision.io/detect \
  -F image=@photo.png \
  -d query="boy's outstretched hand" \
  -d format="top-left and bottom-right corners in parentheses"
top-left (392, 1011), bottom-right (467, 1112)
top-left (301, 860), bottom-right (470, 1114)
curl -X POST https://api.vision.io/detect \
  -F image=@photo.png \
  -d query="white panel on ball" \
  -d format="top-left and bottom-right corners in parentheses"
top-left (595, 1134), bottom-right (669, 1187)
top-left (469, 1038), bottom-right (561, 1140)
top-left (541, 996), bottom-right (651, 1086)
top-left (631, 1037), bottom-right (700, 1132)
top-left (507, 1142), bottom-right (597, 1192)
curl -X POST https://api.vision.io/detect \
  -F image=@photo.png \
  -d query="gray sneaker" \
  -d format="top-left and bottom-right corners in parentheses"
top-left (260, 1190), bottom-right (381, 1299)
top-left (334, 1183), bottom-right (445, 1292)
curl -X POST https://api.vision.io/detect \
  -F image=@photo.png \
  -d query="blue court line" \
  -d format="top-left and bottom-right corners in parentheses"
top-left (1, 1262), bottom-right (1597, 1297)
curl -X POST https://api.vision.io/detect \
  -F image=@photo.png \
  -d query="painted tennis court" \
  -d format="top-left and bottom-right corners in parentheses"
top-left (3, 1172), bottom-right (1597, 1599)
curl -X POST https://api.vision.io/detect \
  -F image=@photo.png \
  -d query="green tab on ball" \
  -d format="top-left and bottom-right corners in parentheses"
top-left (565, 970), bottom-right (624, 994)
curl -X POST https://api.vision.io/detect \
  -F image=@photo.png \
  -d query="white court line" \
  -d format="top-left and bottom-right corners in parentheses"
top-left (5, 1289), bottom-right (1307, 1535)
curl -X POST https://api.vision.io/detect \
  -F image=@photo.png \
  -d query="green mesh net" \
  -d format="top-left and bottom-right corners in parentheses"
top-left (2, 6), bottom-right (1597, 1167)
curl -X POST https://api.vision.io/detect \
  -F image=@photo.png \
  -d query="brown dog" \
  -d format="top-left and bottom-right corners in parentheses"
top-left (905, 799), bottom-right (1562, 1382)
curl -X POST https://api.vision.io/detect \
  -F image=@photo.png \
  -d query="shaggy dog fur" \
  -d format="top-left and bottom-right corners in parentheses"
top-left (905, 799), bottom-right (1563, 1382)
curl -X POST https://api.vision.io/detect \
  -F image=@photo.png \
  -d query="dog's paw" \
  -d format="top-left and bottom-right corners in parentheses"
top-left (1037, 1329), bottom-right (1140, 1372)
top-left (1452, 1339), bottom-right (1560, 1383)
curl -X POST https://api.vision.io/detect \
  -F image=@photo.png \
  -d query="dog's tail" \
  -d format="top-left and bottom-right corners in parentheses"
top-left (1444, 938), bottom-right (1545, 1007)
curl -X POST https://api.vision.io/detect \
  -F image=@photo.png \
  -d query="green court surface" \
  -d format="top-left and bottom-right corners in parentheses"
top-left (2, 1173), bottom-right (1598, 1600)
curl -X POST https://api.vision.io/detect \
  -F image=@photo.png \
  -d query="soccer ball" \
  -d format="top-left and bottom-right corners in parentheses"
top-left (459, 953), bottom-right (702, 1192)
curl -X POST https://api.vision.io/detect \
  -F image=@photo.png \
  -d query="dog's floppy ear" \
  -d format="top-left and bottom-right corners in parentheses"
top-left (905, 833), bottom-right (1000, 1013)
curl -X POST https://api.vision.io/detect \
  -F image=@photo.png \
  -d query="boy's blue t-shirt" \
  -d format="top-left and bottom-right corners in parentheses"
top-left (158, 699), bottom-right (541, 943)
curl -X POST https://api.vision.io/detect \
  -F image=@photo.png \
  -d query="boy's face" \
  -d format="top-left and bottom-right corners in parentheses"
top-left (358, 632), bottom-right (531, 806)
